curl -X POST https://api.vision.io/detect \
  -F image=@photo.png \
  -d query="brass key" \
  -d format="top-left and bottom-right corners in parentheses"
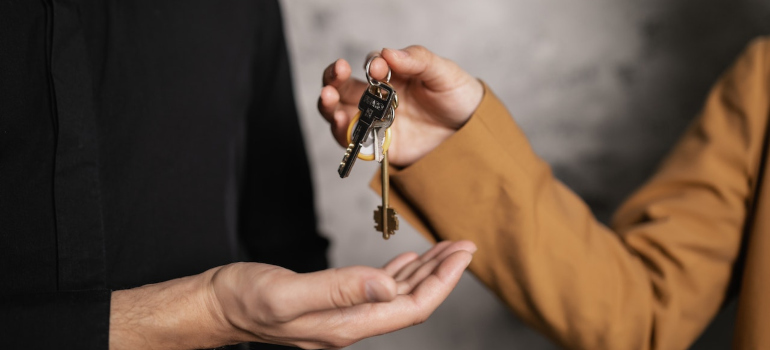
top-left (374, 150), bottom-right (399, 239)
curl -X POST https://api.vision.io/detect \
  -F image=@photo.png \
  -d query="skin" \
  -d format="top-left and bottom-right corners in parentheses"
top-left (110, 240), bottom-right (476, 349)
top-left (109, 45), bottom-right (485, 350)
top-left (318, 46), bottom-right (484, 167)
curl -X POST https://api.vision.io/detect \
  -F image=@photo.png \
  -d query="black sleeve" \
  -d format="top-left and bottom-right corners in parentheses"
top-left (238, 0), bottom-right (329, 274)
top-left (2, 292), bottom-right (111, 349)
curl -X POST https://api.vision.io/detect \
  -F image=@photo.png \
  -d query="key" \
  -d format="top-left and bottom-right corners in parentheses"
top-left (371, 84), bottom-right (397, 163)
top-left (372, 127), bottom-right (385, 163)
top-left (371, 111), bottom-right (391, 163)
top-left (338, 83), bottom-right (395, 178)
top-left (374, 150), bottom-right (399, 239)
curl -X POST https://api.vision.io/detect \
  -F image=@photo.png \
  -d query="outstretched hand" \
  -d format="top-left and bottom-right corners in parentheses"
top-left (318, 46), bottom-right (484, 167)
top-left (110, 240), bottom-right (476, 350)
top-left (213, 240), bottom-right (476, 349)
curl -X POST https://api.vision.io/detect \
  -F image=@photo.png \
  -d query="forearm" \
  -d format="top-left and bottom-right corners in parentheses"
top-left (381, 85), bottom-right (745, 350)
top-left (106, 251), bottom-right (475, 350)
top-left (384, 120), bottom-right (657, 349)
top-left (109, 266), bottom-right (242, 350)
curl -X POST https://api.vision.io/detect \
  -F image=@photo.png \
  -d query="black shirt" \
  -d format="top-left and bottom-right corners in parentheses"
top-left (0, 1), bottom-right (328, 348)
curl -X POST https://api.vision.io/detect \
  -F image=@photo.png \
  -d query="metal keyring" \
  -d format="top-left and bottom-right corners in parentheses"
top-left (365, 53), bottom-right (391, 86)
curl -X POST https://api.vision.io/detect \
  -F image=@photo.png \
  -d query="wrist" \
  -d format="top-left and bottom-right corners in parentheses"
top-left (200, 265), bottom-right (249, 345)
top-left (109, 266), bottom-right (242, 350)
top-left (205, 263), bottom-right (261, 344)
top-left (392, 80), bottom-right (485, 168)
top-left (454, 78), bottom-right (485, 129)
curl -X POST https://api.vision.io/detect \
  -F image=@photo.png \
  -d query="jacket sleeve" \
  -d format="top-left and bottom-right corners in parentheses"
top-left (372, 37), bottom-right (770, 350)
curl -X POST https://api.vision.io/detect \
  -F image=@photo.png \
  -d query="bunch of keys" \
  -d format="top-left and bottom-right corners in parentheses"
top-left (337, 54), bottom-right (400, 239)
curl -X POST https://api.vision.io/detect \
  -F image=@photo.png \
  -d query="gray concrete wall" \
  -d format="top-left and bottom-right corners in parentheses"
top-left (280, 1), bottom-right (770, 349)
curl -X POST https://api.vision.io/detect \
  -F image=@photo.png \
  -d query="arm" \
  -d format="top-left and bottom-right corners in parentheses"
top-left (319, 38), bottom-right (770, 349)
top-left (108, 241), bottom-right (475, 349)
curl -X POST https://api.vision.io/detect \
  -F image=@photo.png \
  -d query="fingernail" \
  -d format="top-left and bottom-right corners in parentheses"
top-left (365, 280), bottom-right (392, 302)
top-left (469, 245), bottom-right (478, 254)
top-left (386, 48), bottom-right (408, 58)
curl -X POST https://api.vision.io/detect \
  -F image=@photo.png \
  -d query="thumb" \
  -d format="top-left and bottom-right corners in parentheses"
top-left (277, 266), bottom-right (397, 319)
top-left (381, 45), bottom-right (465, 91)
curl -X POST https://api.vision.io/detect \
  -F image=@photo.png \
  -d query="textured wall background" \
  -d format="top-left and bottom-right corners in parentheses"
top-left (280, 1), bottom-right (770, 349)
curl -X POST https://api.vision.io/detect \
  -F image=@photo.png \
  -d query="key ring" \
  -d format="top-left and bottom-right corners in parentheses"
top-left (346, 111), bottom-right (392, 161)
top-left (365, 53), bottom-right (391, 86)
top-left (364, 54), bottom-right (398, 110)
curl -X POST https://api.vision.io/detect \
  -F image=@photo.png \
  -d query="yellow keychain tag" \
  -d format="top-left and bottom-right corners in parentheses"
top-left (346, 111), bottom-right (392, 161)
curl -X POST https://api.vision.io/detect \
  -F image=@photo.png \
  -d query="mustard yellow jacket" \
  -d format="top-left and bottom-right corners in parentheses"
top-left (374, 37), bottom-right (770, 349)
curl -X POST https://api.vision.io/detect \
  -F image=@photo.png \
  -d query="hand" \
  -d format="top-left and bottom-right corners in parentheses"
top-left (110, 240), bottom-right (476, 350)
top-left (318, 46), bottom-right (484, 167)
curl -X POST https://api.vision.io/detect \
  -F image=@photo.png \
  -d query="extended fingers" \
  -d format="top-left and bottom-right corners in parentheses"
top-left (407, 249), bottom-right (472, 308)
top-left (396, 241), bottom-right (476, 294)
top-left (392, 241), bottom-right (453, 281)
top-left (382, 251), bottom-right (420, 276)
top-left (287, 250), bottom-right (473, 349)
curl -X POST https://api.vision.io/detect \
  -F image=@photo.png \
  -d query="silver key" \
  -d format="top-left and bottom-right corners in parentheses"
top-left (372, 127), bottom-right (385, 163)
top-left (371, 113), bottom-right (390, 163)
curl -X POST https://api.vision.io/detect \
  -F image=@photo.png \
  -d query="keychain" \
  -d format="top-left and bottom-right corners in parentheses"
top-left (336, 54), bottom-right (399, 239)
